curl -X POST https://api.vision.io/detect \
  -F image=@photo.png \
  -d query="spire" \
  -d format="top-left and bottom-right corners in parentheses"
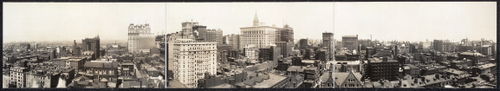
top-left (326, 63), bottom-right (336, 88)
top-left (253, 12), bottom-right (259, 26)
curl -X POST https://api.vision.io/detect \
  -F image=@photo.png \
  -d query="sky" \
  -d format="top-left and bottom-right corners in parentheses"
top-left (3, 2), bottom-right (496, 43)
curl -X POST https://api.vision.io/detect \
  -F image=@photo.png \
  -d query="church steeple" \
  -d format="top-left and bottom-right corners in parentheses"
top-left (253, 12), bottom-right (260, 26)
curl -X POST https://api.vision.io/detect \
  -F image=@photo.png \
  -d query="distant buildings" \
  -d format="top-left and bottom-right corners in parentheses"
top-left (342, 35), bottom-right (359, 52)
top-left (72, 40), bottom-right (82, 56)
top-left (433, 40), bottom-right (445, 52)
top-left (128, 23), bottom-right (155, 53)
top-left (223, 34), bottom-right (240, 51)
top-left (197, 29), bottom-right (223, 44)
top-left (299, 39), bottom-right (309, 50)
top-left (432, 40), bottom-right (456, 53)
top-left (82, 36), bottom-right (101, 58)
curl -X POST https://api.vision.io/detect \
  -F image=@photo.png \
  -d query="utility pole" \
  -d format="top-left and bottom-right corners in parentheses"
top-left (164, 34), bottom-right (168, 88)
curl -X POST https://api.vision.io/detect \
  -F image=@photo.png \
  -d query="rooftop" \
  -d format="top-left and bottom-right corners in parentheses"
top-left (253, 73), bottom-right (287, 88)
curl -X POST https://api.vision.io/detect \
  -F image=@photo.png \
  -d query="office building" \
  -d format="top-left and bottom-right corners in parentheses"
top-left (82, 36), bottom-right (100, 58)
top-left (198, 29), bottom-right (223, 44)
top-left (223, 34), bottom-right (241, 51)
top-left (128, 23), bottom-right (155, 53)
top-left (240, 13), bottom-right (278, 50)
top-left (342, 35), bottom-right (359, 51)
top-left (172, 39), bottom-right (217, 88)
top-left (323, 32), bottom-right (334, 61)
top-left (365, 58), bottom-right (401, 81)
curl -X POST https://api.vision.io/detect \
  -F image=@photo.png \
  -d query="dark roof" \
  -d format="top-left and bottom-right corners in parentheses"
top-left (84, 61), bottom-right (118, 69)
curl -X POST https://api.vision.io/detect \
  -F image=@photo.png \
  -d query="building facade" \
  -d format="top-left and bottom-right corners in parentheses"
top-left (9, 66), bottom-right (28, 88)
top-left (198, 29), bottom-right (223, 44)
top-left (244, 45), bottom-right (259, 62)
top-left (365, 58), bottom-right (401, 81)
top-left (172, 39), bottom-right (217, 88)
top-left (240, 14), bottom-right (278, 50)
top-left (223, 34), bottom-right (240, 51)
top-left (342, 35), bottom-right (359, 51)
top-left (322, 32), bottom-right (335, 61)
top-left (128, 23), bottom-right (155, 53)
top-left (82, 36), bottom-right (100, 58)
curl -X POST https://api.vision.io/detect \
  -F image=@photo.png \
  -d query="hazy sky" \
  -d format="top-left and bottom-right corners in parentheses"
top-left (4, 2), bottom-right (496, 43)
top-left (165, 3), bottom-right (334, 41)
top-left (4, 3), bottom-right (167, 43)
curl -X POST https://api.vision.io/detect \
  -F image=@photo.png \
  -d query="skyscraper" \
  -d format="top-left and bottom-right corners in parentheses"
top-left (72, 40), bottom-right (81, 56)
top-left (276, 25), bottom-right (294, 58)
top-left (128, 23), bottom-right (155, 53)
top-left (171, 39), bottom-right (217, 88)
top-left (299, 39), bottom-right (309, 49)
top-left (432, 40), bottom-right (444, 52)
top-left (322, 32), bottom-right (334, 61)
top-left (278, 24), bottom-right (294, 42)
top-left (82, 36), bottom-right (100, 58)
top-left (342, 35), bottom-right (359, 51)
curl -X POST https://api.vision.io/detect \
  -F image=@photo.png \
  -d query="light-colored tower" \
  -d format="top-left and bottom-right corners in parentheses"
top-left (253, 12), bottom-right (260, 26)
top-left (172, 39), bottom-right (217, 88)
top-left (240, 13), bottom-right (278, 50)
top-left (128, 23), bottom-right (155, 53)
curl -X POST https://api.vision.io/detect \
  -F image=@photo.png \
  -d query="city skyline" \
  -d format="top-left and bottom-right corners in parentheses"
top-left (3, 2), bottom-right (497, 89)
top-left (4, 2), bottom-right (496, 43)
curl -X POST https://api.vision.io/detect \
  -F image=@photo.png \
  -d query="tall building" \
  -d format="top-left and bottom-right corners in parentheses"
top-left (322, 32), bottom-right (334, 61)
top-left (167, 22), bottom-right (203, 72)
top-left (432, 40), bottom-right (444, 52)
top-left (342, 35), bottom-right (359, 51)
top-left (278, 25), bottom-right (294, 42)
top-left (223, 34), bottom-right (240, 51)
top-left (299, 39), bottom-right (309, 49)
top-left (276, 41), bottom-right (293, 58)
top-left (198, 29), bottom-right (223, 44)
top-left (82, 36), bottom-right (100, 58)
top-left (72, 40), bottom-right (81, 56)
top-left (258, 45), bottom-right (280, 61)
top-left (275, 25), bottom-right (294, 58)
top-left (240, 13), bottom-right (278, 50)
top-left (171, 39), bottom-right (217, 88)
top-left (128, 23), bottom-right (155, 53)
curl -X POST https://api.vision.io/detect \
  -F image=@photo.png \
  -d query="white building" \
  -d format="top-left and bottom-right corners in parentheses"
top-left (128, 23), bottom-right (155, 53)
top-left (244, 45), bottom-right (259, 62)
top-left (240, 13), bottom-right (279, 50)
top-left (223, 34), bottom-right (240, 50)
top-left (172, 39), bottom-right (217, 88)
top-left (9, 66), bottom-right (28, 88)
